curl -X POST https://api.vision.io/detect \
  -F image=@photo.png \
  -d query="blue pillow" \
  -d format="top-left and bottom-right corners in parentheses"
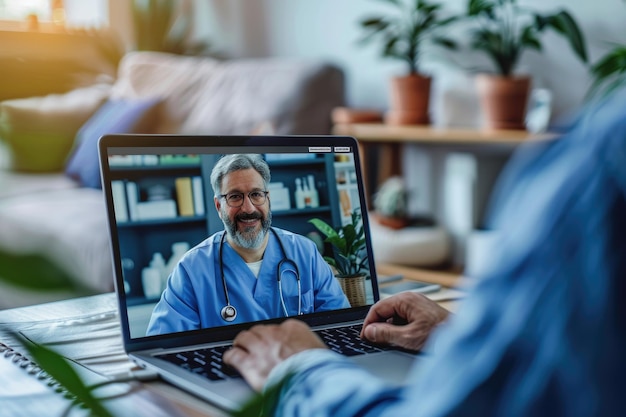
top-left (65, 98), bottom-right (160, 188)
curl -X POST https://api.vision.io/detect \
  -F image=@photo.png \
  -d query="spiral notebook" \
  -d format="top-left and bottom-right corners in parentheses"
top-left (0, 340), bottom-right (109, 417)
top-left (0, 339), bottom-right (186, 416)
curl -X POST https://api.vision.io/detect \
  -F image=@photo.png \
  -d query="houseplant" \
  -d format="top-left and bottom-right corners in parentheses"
top-left (358, 0), bottom-right (458, 125)
top-left (372, 176), bottom-right (410, 229)
top-left (465, 0), bottom-right (588, 129)
top-left (309, 209), bottom-right (369, 306)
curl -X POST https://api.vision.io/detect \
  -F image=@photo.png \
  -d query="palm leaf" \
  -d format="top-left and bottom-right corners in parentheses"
top-left (538, 11), bottom-right (588, 63)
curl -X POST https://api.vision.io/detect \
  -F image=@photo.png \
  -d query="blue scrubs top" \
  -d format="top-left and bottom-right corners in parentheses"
top-left (146, 227), bottom-right (350, 335)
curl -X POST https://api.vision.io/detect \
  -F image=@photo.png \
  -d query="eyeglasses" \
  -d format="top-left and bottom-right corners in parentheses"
top-left (219, 190), bottom-right (269, 208)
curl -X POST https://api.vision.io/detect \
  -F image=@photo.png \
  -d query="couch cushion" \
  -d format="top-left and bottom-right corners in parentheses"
top-left (180, 58), bottom-right (345, 135)
top-left (111, 51), bottom-right (345, 135)
top-left (65, 97), bottom-right (161, 188)
top-left (0, 84), bottom-right (111, 172)
top-left (111, 51), bottom-right (220, 134)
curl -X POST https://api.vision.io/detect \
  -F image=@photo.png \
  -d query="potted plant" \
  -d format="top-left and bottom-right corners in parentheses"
top-left (464, 0), bottom-right (588, 130)
top-left (309, 209), bottom-right (369, 306)
top-left (371, 176), bottom-right (410, 229)
top-left (358, 0), bottom-right (458, 125)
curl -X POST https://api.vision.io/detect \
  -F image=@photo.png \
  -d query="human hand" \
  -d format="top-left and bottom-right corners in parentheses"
top-left (223, 319), bottom-right (327, 391)
top-left (360, 292), bottom-right (450, 351)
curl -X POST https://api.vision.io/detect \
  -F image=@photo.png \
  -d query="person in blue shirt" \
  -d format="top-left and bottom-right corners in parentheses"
top-left (223, 91), bottom-right (626, 416)
top-left (146, 154), bottom-right (349, 336)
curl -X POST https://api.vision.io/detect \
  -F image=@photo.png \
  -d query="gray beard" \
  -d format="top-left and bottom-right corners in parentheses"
top-left (222, 210), bottom-right (272, 249)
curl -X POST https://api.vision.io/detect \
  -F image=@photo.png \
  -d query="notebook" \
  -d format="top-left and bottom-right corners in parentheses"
top-left (98, 134), bottom-right (420, 410)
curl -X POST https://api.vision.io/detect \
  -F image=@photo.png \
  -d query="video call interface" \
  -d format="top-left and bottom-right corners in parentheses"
top-left (105, 146), bottom-right (375, 339)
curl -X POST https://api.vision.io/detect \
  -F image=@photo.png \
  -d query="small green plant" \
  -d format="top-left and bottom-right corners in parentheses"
top-left (358, 0), bottom-right (458, 75)
top-left (465, 0), bottom-right (588, 76)
top-left (373, 176), bottom-right (409, 219)
top-left (309, 210), bottom-right (368, 277)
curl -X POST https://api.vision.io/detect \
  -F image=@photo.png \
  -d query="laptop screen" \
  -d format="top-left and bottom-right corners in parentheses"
top-left (99, 135), bottom-right (379, 345)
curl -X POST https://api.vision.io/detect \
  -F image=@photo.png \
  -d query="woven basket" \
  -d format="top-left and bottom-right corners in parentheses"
top-left (337, 274), bottom-right (367, 307)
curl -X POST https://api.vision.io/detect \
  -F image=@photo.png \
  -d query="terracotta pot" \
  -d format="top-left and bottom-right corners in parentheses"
top-left (385, 74), bottom-right (431, 125)
top-left (475, 74), bottom-right (531, 130)
top-left (372, 212), bottom-right (409, 230)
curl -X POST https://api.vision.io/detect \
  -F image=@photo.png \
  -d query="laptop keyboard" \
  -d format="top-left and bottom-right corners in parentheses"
top-left (157, 345), bottom-right (241, 381)
top-left (316, 324), bottom-right (387, 356)
top-left (156, 324), bottom-right (387, 381)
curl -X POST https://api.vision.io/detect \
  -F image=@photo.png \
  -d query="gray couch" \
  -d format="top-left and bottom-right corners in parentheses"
top-left (0, 51), bottom-right (345, 308)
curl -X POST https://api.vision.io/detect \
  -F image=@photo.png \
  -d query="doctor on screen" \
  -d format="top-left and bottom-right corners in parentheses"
top-left (146, 154), bottom-right (350, 336)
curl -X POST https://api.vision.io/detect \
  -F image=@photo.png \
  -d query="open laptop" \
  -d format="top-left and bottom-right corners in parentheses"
top-left (98, 134), bottom-right (420, 410)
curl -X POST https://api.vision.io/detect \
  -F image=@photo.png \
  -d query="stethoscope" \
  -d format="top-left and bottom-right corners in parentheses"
top-left (219, 228), bottom-right (302, 322)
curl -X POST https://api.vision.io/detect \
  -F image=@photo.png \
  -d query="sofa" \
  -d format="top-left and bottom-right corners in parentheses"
top-left (0, 51), bottom-right (345, 308)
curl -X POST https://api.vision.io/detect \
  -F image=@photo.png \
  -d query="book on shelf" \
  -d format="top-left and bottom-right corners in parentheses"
top-left (126, 181), bottom-right (140, 221)
top-left (112, 180), bottom-right (129, 222)
top-left (175, 177), bottom-right (195, 217)
top-left (135, 200), bottom-right (178, 220)
top-left (192, 176), bottom-right (205, 216)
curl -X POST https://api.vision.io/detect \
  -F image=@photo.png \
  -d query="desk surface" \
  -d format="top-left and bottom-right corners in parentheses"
top-left (0, 293), bottom-right (227, 417)
top-left (0, 288), bottom-right (462, 416)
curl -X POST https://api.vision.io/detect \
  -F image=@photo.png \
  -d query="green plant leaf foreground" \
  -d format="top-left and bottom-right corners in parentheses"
top-left (231, 374), bottom-right (292, 417)
top-left (17, 334), bottom-right (114, 417)
top-left (0, 252), bottom-right (81, 291)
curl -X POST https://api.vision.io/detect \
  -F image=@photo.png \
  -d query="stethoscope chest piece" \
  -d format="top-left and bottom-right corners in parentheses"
top-left (221, 305), bottom-right (237, 322)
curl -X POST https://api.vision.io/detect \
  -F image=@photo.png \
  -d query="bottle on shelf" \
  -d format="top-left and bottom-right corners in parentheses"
top-left (295, 178), bottom-right (306, 209)
top-left (166, 241), bottom-right (190, 276)
top-left (307, 175), bottom-right (320, 208)
top-left (302, 177), bottom-right (312, 208)
top-left (142, 252), bottom-right (167, 299)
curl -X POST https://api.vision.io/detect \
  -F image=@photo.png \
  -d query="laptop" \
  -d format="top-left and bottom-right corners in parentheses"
top-left (98, 134), bottom-right (420, 410)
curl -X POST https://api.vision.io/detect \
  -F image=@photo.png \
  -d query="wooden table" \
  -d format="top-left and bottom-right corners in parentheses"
top-left (0, 289), bottom-right (462, 415)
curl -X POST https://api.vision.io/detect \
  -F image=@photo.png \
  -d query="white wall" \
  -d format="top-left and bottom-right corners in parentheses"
top-left (109, 0), bottom-right (626, 265)
top-left (188, 0), bottom-right (626, 126)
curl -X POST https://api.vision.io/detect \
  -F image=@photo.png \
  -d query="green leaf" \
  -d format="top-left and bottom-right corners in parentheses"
top-left (231, 374), bottom-right (292, 417)
top-left (541, 10), bottom-right (588, 63)
top-left (468, 0), bottom-right (495, 17)
top-left (18, 336), bottom-right (113, 417)
top-left (587, 45), bottom-right (626, 99)
top-left (308, 218), bottom-right (338, 240)
top-left (520, 25), bottom-right (541, 51)
top-left (0, 252), bottom-right (81, 291)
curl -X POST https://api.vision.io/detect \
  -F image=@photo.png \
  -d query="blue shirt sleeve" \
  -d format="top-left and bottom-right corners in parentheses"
top-left (266, 92), bottom-right (626, 417)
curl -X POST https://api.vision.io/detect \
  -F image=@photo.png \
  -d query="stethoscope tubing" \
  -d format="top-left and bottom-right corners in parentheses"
top-left (219, 228), bottom-right (301, 322)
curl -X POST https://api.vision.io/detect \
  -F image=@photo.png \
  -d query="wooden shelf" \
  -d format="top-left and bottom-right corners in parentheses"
top-left (333, 123), bottom-right (556, 146)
